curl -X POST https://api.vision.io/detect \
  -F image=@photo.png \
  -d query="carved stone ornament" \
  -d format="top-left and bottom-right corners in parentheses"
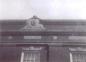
top-left (21, 16), bottom-right (45, 31)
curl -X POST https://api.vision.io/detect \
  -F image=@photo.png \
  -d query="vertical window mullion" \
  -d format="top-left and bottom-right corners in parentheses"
top-left (34, 53), bottom-right (35, 62)
top-left (20, 52), bottom-right (24, 62)
top-left (70, 53), bottom-right (73, 62)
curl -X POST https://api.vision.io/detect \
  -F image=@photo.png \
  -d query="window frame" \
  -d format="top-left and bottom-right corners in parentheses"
top-left (69, 47), bottom-right (86, 62)
top-left (20, 45), bottom-right (49, 62)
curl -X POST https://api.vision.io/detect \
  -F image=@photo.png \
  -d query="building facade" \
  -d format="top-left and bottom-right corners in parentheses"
top-left (0, 16), bottom-right (86, 62)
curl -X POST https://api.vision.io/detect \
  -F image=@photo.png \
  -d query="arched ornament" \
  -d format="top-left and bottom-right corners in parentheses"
top-left (21, 16), bottom-right (45, 31)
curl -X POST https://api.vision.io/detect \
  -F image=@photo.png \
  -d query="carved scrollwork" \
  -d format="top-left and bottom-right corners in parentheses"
top-left (21, 16), bottom-right (45, 31)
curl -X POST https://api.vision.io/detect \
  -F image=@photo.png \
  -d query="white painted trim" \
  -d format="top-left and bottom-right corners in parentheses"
top-left (69, 47), bottom-right (86, 51)
top-left (69, 36), bottom-right (86, 40)
top-left (70, 53), bottom-right (73, 62)
top-left (24, 36), bottom-right (42, 39)
top-left (20, 52), bottom-right (24, 62)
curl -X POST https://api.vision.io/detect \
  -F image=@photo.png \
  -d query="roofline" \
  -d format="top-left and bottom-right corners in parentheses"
top-left (0, 19), bottom-right (86, 25)
top-left (0, 19), bottom-right (86, 22)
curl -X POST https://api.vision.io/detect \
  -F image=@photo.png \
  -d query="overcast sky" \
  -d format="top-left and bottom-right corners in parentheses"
top-left (0, 0), bottom-right (86, 19)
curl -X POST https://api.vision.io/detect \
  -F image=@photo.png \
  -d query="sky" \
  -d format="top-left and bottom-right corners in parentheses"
top-left (0, 0), bottom-right (86, 19)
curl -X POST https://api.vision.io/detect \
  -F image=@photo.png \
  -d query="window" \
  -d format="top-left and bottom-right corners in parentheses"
top-left (69, 47), bottom-right (86, 62)
top-left (20, 46), bottom-right (48, 62)
top-left (22, 51), bottom-right (40, 62)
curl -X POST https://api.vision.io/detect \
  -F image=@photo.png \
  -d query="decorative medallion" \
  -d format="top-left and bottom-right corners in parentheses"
top-left (21, 16), bottom-right (45, 31)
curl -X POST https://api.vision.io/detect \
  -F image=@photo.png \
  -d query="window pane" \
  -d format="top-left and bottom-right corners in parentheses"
top-left (23, 51), bottom-right (40, 62)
